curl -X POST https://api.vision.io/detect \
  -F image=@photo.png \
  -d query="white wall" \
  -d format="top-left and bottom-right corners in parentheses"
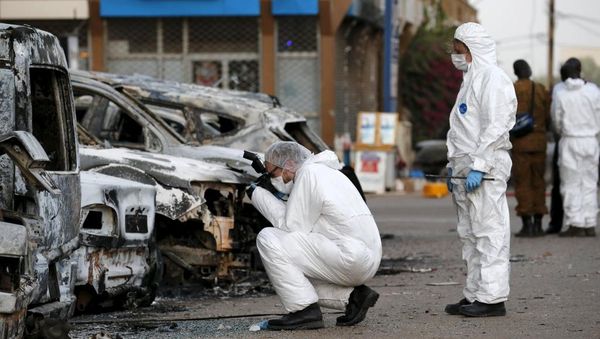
top-left (0, 0), bottom-right (88, 20)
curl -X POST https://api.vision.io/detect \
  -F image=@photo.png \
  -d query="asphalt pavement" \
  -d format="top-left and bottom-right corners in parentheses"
top-left (71, 192), bottom-right (600, 339)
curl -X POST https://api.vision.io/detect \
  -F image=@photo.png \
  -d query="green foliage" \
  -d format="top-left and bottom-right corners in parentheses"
top-left (399, 23), bottom-right (462, 144)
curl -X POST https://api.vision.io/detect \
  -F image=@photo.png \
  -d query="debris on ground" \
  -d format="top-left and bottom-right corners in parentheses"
top-left (426, 282), bottom-right (461, 286)
top-left (377, 257), bottom-right (438, 275)
top-left (510, 254), bottom-right (529, 262)
top-left (249, 320), bottom-right (269, 332)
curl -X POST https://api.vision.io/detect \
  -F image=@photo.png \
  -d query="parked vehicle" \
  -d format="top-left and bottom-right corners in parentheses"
top-left (77, 125), bottom-right (266, 286)
top-left (0, 24), bottom-right (80, 338)
top-left (70, 72), bottom-right (257, 175)
top-left (73, 172), bottom-right (160, 313)
top-left (413, 139), bottom-right (449, 176)
top-left (71, 71), bottom-right (329, 154)
top-left (72, 71), bottom-right (367, 199)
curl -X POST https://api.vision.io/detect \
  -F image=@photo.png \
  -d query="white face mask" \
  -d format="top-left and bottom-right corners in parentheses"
top-left (271, 176), bottom-right (293, 194)
top-left (451, 54), bottom-right (469, 72)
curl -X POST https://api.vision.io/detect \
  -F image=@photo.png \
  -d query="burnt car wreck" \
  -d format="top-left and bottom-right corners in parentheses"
top-left (0, 24), bottom-right (81, 338)
top-left (70, 70), bottom-right (365, 201)
top-left (74, 172), bottom-right (160, 313)
top-left (70, 71), bottom-right (276, 287)
top-left (71, 70), bottom-right (329, 154)
top-left (77, 133), bottom-right (267, 287)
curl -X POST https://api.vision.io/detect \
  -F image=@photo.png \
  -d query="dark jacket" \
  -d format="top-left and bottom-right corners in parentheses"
top-left (512, 79), bottom-right (550, 152)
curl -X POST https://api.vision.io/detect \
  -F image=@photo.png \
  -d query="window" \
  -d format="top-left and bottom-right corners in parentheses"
top-left (74, 95), bottom-right (93, 122)
top-left (188, 109), bottom-right (240, 141)
top-left (30, 67), bottom-right (76, 171)
top-left (145, 103), bottom-right (187, 137)
top-left (74, 89), bottom-right (145, 148)
top-left (143, 99), bottom-right (240, 142)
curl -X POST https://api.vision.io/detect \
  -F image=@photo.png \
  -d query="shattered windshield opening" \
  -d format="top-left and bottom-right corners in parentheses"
top-left (140, 98), bottom-right (242, 143)
top-left (30, 66), bottom-right (76, 171)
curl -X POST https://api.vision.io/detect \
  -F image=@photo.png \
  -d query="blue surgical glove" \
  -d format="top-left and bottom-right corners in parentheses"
top-left (447, 168), bottom-right (453, 192)
top-left (465, 169), bottom-right (485, 193)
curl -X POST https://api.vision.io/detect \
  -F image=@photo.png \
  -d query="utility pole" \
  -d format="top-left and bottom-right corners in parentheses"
top-left (383, 0), bottom-right (398, 113)
top-left (547, 0), bottom-right (555, 88)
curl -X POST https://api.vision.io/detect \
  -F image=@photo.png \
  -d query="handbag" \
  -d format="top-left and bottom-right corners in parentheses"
top-left (510, 82), bottom-right (535, 138)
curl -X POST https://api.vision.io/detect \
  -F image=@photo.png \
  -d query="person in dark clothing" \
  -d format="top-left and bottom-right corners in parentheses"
top-left (511, 60), bottom-right (550, 237)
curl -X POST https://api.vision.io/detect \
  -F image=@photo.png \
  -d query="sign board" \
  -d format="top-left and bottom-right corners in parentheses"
top-left (355, 112), bottom-right (398, 150)
top-left (355, 151), bottom-right (387, 194)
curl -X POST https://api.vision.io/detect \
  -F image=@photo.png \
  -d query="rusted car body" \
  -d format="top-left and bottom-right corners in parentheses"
top-left (73, 171), bottom-right (160, 313)
top-left (0, 24), bottom-right (81, 337)
top-left (71, 71), bottom-right (329, 154)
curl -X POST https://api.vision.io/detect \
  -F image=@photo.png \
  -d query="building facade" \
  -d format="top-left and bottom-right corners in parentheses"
top-left (0, 0), bottom-right (475, 147)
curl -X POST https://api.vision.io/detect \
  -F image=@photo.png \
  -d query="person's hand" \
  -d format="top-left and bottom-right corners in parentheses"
top-left (256, 173), bottom-right (277, 193)
top-left (465, 169), bottom-right (485, 193)
top-left (447, 168), bottom-right (453, 192)
top-left (247, 174), bottom-right (286, 200)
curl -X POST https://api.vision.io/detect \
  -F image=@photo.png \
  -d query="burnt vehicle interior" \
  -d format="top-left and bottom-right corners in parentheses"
top-left (140, 97), bottom-right (244, 145)
top-left (75, 92), bottom-right (146, 150)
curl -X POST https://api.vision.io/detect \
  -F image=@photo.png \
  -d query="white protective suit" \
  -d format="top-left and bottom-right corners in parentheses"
top-left (552, 79), bottom-right (600, 228)
top-left (446, 23), bottom-right (517, 304)
top-left (252, 150), bottom-right (382, 312)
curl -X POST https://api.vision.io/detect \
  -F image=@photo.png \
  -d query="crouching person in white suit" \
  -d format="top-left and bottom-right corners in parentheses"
top-left (247, 141), bottom-right (382, 330)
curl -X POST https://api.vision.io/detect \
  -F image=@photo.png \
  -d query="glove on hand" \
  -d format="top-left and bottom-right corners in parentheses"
top-left (447, 168), bottom-right (453, 192)
top-left (246, 174), bottom-right (286, 200)
top-left (465, 169), bottom-right (485, 193)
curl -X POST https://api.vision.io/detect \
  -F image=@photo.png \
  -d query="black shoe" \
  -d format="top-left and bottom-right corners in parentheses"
top-left (444, 298), bottom-right (471, 315)
top-left (532, 214), bottom-right (545, 237)
top-left (336, 285), bottom-right (379, 326)
top-left (559, 226), bottom-right (587, 237)
top-left (545, 224), bottom-right (562, 234)
top-left (515, 215), bottom-right (534, 237)
top-left (268, 303), bottom-right (324, 330)
top-left (459, 301), bottom-right (506, 317)
top-left (585, 228), bottom-right (596, 237)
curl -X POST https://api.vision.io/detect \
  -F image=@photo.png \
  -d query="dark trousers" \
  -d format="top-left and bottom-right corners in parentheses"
top-left (549, 141), bottom-right (563, 230)
top-left (513, 151), bottom-right (548, 216)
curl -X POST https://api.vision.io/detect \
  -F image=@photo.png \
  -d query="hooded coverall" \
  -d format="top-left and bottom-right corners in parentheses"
top-left (251, 150), bottom-right (382, 312)
top-left (552, 79), bottom-right (600, 229)
top-left (447, 23), bottom-right (517, 304)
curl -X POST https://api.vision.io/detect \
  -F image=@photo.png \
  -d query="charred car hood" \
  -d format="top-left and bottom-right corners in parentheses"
top-left (80, 146), bottom-right (255, 189)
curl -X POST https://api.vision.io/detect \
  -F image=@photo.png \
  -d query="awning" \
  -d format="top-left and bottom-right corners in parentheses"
top-left (100, 0), bottom-right (260, 17)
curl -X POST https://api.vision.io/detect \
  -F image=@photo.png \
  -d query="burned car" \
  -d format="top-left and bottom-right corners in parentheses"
top-left (70, 71), bottom-right (257, 175)
top-left (77, 127), bottom-right (265, 287)
top-left (0, 24), bottom-right (81, 337)
top-left (71, 71), bottom-right (367, 200)
top-left (71, 71), bottom-right (329, 154)
top-left (73, 171), bottom-right (160, 313)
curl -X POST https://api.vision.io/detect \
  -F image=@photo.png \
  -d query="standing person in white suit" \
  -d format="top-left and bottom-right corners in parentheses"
top-left (552, 62), bottom-right (600, 237)
top-left (247, 141), bottom-right (382, 330)
top-left (444, 22), bottom-right (517, 317)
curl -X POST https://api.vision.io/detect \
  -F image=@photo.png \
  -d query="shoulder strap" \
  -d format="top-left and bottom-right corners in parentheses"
top-left (529, 82), bottom-right (535, 113)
